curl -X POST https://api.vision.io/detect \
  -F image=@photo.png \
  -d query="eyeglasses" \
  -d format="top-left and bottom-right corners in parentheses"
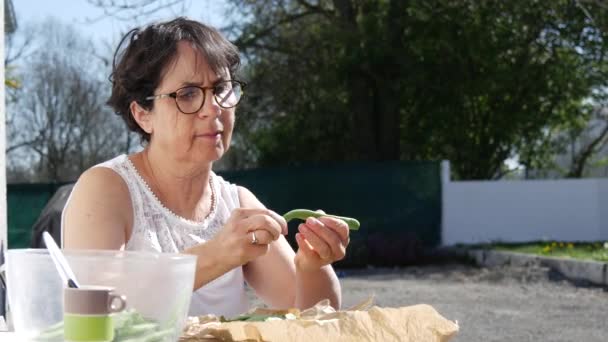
top-left (145, 80), bottom-right (246, 114)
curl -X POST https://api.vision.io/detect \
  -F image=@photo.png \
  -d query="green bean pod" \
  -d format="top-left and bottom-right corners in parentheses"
top-left (283, 209), bottom-right (360, 231)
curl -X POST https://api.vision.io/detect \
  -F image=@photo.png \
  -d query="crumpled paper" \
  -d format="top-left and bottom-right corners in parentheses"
top-left (180, 297), bottom-right (459, 342)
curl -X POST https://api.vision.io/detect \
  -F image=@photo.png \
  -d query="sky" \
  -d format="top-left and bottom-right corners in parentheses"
top-left (13, 0), bottom-right (231, 46)
top-left (6, 0), bottom-right (236, 167)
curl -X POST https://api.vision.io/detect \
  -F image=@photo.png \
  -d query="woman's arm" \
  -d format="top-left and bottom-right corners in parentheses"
top-left (63, 168), bottom-right (229, 286)
top-left (64, 168), bottom-right (286, 292)
top-left (239, 186), bottom-right (342, 310)
top-left (63, 168), bottom-right (228, 290)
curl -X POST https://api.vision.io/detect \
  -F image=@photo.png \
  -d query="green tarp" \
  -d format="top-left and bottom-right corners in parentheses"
top-left (8, 161), bottom-right (441, 267)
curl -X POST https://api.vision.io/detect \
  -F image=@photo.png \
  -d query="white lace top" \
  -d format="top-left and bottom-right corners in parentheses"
top-left (61, 154), bottom-right (249, 317)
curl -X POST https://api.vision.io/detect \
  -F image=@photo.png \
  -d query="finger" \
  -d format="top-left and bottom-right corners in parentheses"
top-left (266, 209), bottom-right (288, 235)
top-left (298, 223), bottom-right (332, 260)
top-left (317, 216), bottom-right (350, 245)
top-left (306, 217), bottom-right (345, 258)
top-left (246, 229), bottom-right (274, 245)
top-left (233, 208), bottom-right (276, 220)
top-left (245, 231), bottom-right (271, 260)
top-left (232, 207), bottom-right (266, 219)
top-left (295, 233), bottom-right (316, 258)
top-left (235, 208), bottom-right (288, 235)
top-left (241, 214), bottom-right (282, 240)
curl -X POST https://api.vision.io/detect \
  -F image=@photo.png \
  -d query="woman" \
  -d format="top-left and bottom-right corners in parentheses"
top-left (61, 17), bottom-right (350, 318)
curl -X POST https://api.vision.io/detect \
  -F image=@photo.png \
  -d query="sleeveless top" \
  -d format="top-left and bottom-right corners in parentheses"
top-left (61, 154), bottom-right (249, 317)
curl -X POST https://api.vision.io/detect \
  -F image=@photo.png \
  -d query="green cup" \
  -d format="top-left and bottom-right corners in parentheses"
top-left (64, 286), bottom-right (127, 342)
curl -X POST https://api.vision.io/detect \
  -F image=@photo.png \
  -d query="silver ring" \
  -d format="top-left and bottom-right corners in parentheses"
top-left (250, 231), bottom-right (258, 245)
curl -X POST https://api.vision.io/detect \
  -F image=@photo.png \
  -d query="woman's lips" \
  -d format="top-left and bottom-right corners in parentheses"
top-left (196, 132), bottom-right (222, 141)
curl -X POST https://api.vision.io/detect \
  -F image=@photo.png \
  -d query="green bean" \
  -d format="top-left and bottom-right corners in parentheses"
top-left (283, 209), bottom-right (360, 230)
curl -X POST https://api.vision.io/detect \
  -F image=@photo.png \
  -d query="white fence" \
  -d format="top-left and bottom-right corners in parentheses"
top-left (441, 162), bottom-right (608, 245)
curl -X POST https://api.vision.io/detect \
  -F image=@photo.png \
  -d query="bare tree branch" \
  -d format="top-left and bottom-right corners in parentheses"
top-left (6, 139), bottom-right (41, 154)
top-left (86, 0), bottom-right (186, 22)
top-left (575, 0), bottom-right (598, 25)
top-left (235, 10), bottom-right (322, 48)
top-left (567, 108), bottom-right (608, 177)
top-left (295, 0), bottom-right (333, 17)
top-left (5, 30), bottom-right (35, 65)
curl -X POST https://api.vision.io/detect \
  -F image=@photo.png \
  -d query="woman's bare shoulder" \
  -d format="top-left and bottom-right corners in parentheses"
top-left (63, 166), bottom-right (133, 249)
top-left (74, 166), bottom-right (130, 201)
top-left (65, 167), bottom-right (132, 230)
top-left (237, 185), bottom-right (264, 209)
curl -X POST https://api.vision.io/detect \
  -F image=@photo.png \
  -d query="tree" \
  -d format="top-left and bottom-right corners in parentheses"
top-left (84, 0), bottom-right (608, 179)
top-left (403, 0), bottom-right (608, 179)
top-left (6, 19), bottom-right (130, 182)
top-left (4, 19), bottom-right (33, 90)
top-left (229, 0), bottom-right (409, 165)
top-left (224, 0), bottom-right (608, 180)
top-left (5, 24), bottom-right (36, 155)
top-left (514, 101), bottom-right (607, 179)
top-left (529, 104), bottom-right (608, 178)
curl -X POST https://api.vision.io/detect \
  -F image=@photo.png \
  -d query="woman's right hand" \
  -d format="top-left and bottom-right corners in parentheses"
top-left (211, 208), bottom-right (287, 269)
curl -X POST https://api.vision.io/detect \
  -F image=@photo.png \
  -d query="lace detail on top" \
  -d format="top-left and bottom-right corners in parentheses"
top-left (63, 154), bottom-right (248, 317)
top-left (124, 157), bottom-right (219, 229)
top-left (104, 155), bottom-right (232, 252)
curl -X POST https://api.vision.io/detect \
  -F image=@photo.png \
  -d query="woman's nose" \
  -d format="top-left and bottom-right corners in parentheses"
top-left (197, 90), bottom-right (221, 118)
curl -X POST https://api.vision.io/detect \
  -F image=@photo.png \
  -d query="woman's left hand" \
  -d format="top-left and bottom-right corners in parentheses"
top-left (294, 211), bottom-right (350, 272)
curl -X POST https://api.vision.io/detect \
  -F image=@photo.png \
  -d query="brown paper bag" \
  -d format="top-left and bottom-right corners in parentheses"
top-left (180, 298), bottom-right (459, 342)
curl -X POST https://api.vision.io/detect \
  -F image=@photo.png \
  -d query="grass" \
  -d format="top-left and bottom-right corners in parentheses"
top-left (485, 241), bottom-right (608, 262)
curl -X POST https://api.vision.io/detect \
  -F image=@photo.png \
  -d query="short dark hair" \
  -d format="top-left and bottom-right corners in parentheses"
top-left (108, 17), bottom-right (241, 142)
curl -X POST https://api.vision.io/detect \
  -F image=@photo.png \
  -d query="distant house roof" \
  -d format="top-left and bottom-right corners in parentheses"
top-left (5, 0), bottom-right (17, 34)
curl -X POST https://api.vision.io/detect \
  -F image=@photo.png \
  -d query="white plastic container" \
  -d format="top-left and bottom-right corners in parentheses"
top-left (6, 249), bottom-right (196, 341)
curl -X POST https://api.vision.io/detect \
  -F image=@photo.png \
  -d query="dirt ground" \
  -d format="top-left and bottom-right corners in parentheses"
top-left (248, 263), bottom-right (607, 341)
top-left (337, 264), bottom-right (607, 342)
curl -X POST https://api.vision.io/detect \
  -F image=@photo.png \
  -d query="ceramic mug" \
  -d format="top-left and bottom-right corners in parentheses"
top-left (64, 286), bottom-right (127, 342)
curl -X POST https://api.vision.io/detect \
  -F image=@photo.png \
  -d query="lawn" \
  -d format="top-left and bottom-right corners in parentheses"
top-left (488, 241), bottom-right (608, 262)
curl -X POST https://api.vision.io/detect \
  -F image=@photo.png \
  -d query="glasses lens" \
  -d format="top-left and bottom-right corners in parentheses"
top-left (215, 81), bottom-right (242, 108)
top-left (176, 86), bottom-right (204, 114)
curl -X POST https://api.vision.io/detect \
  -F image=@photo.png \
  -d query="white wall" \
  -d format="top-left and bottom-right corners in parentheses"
top-left (598, 180), bottom-right (608, 241)
top-left (442, 162), bottom-right (607, 245)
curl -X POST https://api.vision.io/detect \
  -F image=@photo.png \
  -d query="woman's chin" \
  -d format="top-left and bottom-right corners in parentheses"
top-left (174, 143), bottom-right (226, 165)
top-left (200, 146), bottom-right (225, 163)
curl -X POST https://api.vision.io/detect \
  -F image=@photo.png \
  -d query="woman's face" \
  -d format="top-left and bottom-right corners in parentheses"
top-left (144, 41), bottom-right (235, 166)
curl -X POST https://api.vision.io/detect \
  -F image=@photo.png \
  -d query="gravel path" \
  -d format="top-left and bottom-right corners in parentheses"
top-left (336, 264), bottom-right (607, 342)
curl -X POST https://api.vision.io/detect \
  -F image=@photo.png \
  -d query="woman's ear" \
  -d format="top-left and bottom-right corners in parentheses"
top-left (130, 101), bottom-right (153, 134)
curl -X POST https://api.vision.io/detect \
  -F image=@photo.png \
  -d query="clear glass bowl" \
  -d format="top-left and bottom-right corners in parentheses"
top-left (6, 249), bottom-right (196, 341)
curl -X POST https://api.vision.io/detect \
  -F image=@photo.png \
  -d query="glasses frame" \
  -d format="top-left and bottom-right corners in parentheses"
top-left (145, 80), bottom-right (246, 114)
